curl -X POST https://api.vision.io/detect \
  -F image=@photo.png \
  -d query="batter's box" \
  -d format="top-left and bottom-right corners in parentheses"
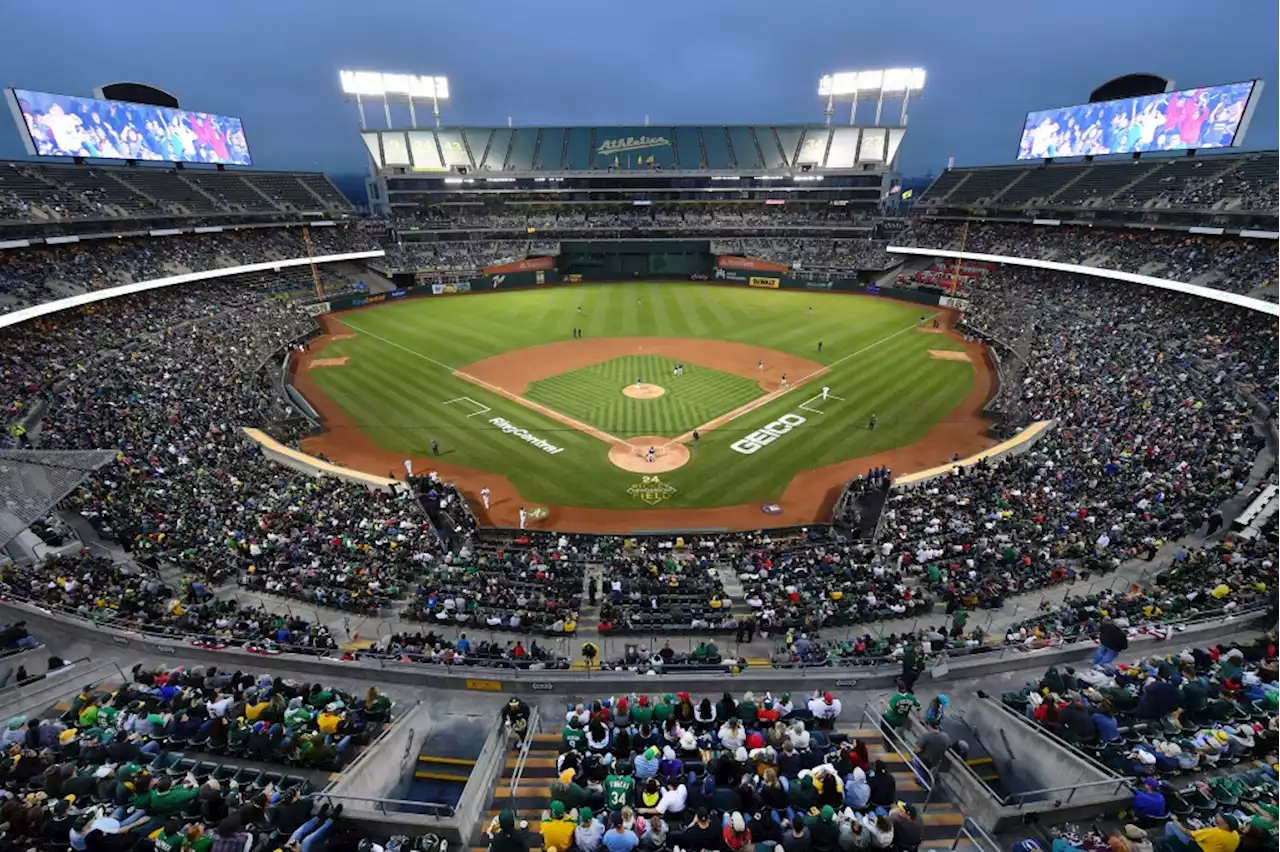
top-left (798, 392), bottom-right (845, 415)
top-left (442, 396), bottom-right (492, 418)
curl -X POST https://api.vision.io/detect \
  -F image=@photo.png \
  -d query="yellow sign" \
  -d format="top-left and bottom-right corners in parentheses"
top-left (749, 276), bottom-right (781, 289)
top-left (465, 679), bottom-right (503, 692)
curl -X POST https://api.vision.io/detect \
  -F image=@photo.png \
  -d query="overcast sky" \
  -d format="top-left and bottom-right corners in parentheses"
top-left (1, 0), bottom-right (1275, 176)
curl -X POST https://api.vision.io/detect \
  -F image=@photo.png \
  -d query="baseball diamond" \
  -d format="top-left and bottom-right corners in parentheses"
top-left (293, 282), bottom-right (994, 530)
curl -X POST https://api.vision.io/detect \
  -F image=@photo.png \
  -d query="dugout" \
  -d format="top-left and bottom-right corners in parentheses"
top-left (556, 239), bottom-right (713, 279)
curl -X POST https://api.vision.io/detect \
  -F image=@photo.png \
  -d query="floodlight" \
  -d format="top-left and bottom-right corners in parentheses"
top-left (819, 67), bottom-right (926, 126)
top-left (339, 70), bottom-right (449, 101)
top-left (339, 69), bottom-right (450, 129)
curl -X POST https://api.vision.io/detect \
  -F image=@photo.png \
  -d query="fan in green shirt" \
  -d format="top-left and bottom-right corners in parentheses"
top-left (883, 691), bottom-right (921, 728)
top-left (604, 772), bottom-right (634, 810)
top-left (653, 694), bottom-right (675, 722)
top-left (630, 697), bottom-right (654, 724)
top-left (153, 824), bottom-right (187, 852)
top-left (562, 721), bottom-right (587, 751)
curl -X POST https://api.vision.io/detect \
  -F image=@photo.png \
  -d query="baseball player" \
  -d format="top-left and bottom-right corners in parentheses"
top-left (822, 386), bottom-right (830, 400)
top-left (481, 486), bottom-right (491, 510)
top-left (869, 413), bottom-right (878, 431)
top-left (808, 306), bottom-right (813, 316)
top-left (646, 446), bottom-right (656, 463)
top-left (758, 359), bottom-right (764, 372)
top-left (519, 506), bottom-right (527, 529)
top-left (691, 430), bottom-right (700, 448)
top-left (636, 377), bottom-right (643, 391)
top-left (818, 341), bottom-right (823, 353)
top-left (780, 373), bottom-right (788, 388)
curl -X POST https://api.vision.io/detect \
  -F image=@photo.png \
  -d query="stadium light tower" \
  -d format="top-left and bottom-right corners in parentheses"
top-left (819, 68), bottom-right (926, 125)
top-left (338, 70), bottom-right (450, 129)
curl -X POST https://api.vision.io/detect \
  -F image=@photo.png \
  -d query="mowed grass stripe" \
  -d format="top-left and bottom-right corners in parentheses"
top-left (308, 286), bottom-right (977, 509)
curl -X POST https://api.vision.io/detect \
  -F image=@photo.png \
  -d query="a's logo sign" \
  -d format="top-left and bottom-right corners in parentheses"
top-left (596, 135), bottom-right (671, 155)
top-left (627, 475), bottom-right (677, 505)
top-left (731, 413), bottom-right (807, 455)
top-left (761, 503), bottom-right (783, 515)
top-left (492, 275), bottom-right (506, 288)
top-left (714, 268), bottom-right (727, 280)
top-left (525, 506), bottom-right (550, 521)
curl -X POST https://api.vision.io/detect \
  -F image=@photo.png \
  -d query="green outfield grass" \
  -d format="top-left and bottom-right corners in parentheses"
top-left (524, 355), bottom-right (763, 437)
top-left (306, 283), bottom-right (977, 509)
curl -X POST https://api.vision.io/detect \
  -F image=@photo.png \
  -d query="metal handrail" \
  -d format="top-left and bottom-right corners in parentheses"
top-left (510, 706), bottom-right (540, 796)
top-left (312, 791), bottom-right (454, 818)
top-left (860, 701), bottom-right (934, 812)
top-left (0, 655), bottom-right (96, 695)
top-left (982, 694), bottom-right (1119, 779)
top-left (952, 816), bottom-right (1001, 852)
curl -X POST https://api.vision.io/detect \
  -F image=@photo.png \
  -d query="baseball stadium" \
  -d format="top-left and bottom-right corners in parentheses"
top-left (0, 10), bottom-right (1276, 852)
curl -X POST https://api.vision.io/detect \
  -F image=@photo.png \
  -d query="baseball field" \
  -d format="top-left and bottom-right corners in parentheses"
top-left (293, 282), bottom-right (995, 530)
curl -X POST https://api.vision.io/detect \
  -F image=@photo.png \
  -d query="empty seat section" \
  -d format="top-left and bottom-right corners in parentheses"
top-left (245, 173), bottom-right (322, 208)
top-left (1049, 163), bottom-right (1143, 205)
top-left (917, 170), bottom-right (966, 202)
top-left (115, 169), bottom-right (221, 212)
top-left (997, 166), bottom-right (1083, 206)
top-left (40, 164), bottom-right (154, 213)
top-left (944, 168), bottom-right (1023, 204)
top-left (298, 174), bottom-right (351, 210)
top-left (184, 171), bottom-right (275, 210)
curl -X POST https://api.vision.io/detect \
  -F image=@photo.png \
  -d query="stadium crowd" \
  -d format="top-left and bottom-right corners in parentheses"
top-left (0, 226), bottom-right (378, 312)
top-left (391, 206), bottom-right (873, 232)
top-left (895, 221), bottom-right (1276, 296)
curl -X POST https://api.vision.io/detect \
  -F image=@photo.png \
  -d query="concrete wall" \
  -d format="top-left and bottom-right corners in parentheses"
top-left (326, 700), bottom-right (430, 802)
top-left (0, 599), bottom-right (1265, 698)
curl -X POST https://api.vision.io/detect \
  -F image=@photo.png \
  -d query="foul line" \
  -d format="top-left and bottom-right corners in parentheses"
top-left (337, 319), bottom-right (639, 449)
top-left (663, 315), bottom-right (936, 448)
top-left (442, 397), bottom-right (492, 418)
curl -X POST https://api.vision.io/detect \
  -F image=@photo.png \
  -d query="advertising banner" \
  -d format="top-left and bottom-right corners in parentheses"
top-left (482, 256), bottom-right (554, 276)
top-left (717, 256), bottom-right (790, 274)
top-left (303, 302), bottom-right (331, 317)
top-left (801, 281), bottom-right (834, 290)
top-left (712, 268), bottom-right (748, 283)
top-left (390, 289), bottom-right (407, 299)
top-left (749, 276), bottom-right (781, 289)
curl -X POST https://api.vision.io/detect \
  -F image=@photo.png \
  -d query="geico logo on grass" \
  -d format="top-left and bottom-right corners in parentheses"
top-left (731, 413), bottom-right (806, 455)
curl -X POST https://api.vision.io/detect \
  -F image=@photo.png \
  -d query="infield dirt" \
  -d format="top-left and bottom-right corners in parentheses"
top-left (292, 311), bottom-right (996, 532)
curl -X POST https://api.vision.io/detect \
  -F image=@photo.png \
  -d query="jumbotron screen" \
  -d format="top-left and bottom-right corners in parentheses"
top-left (1016, 80), bottom-right (1258, 159)
top-left (7, 88), bottom-right (252, 165)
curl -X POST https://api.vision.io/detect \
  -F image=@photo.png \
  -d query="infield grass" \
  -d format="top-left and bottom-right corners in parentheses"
top-left (524, 355), bottom-right (763, 437)
top-left (307, 283), bottom-right (976, 509)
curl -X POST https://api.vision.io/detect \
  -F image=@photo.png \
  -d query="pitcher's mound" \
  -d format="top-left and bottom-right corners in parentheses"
top-left (623, 383), bottom-right (666, 399)
top-left (609, 437), bottom-right (691, 473)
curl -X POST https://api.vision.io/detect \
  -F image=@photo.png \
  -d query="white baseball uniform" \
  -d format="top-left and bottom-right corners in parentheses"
top-left (519, 508), bottom-right (527, 529)
top-left (822, 386), bottom-right (829, 400)
top-left (481, 487), bottom-right (491, 509)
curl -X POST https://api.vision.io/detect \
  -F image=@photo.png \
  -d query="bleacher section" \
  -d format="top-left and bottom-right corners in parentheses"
top-left (917, 150), bottom-right (1280, 216)
top-left (0, 161), bottom-right (352, 224)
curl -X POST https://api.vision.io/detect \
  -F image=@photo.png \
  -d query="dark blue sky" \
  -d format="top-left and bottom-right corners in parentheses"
top-left (2, 0), bottom-right (1275, 176)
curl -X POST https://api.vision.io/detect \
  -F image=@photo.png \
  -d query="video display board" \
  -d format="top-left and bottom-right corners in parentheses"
top-left (7, 88), bottom-right (252, 165)
top-left (1016, 81), bottom-right (1258, 159)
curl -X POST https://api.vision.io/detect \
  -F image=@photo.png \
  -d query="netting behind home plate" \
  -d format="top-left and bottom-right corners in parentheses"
top-left (0, 449), bottom-right (118, 548)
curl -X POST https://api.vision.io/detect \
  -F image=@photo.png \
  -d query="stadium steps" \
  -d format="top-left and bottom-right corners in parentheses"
top-left (175, 175), bottom-right (225, 210)
top-left (467, 726), bottom-right (973, 852)
top-left (415, 753), bottom-right (477, 782)
top-left (295, 175), bottom-right (332, 207)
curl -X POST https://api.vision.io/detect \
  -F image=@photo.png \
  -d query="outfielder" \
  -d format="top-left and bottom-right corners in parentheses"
top-left (518, 506), bottom-right (527, 529)
top-left (481, 486), bottom-right (491, 510)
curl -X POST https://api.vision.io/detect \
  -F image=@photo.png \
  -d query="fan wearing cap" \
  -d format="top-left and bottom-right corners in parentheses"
top-left (502, 698), bottom-right (530, 745)
top-left (757, 696), bottom-right (781, 725)
top-left (1163, 813), bottom-right (1241, 852)
top-left (807, 691), bottom-right (842, 721)
top-left (723, 811), bottom-right (752, 851)
top-left (542, 801), bottom-right (578, 852)
top-left (575, 808), bottom-right (605, 852)
top-left (634, 746), bottom-right (660, 779)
